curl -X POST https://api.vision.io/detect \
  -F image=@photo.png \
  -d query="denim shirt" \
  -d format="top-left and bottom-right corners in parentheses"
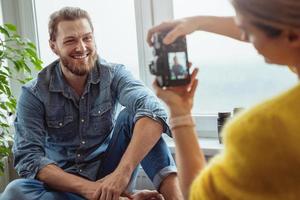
top-left (13, 58), bottom-right (170, 180)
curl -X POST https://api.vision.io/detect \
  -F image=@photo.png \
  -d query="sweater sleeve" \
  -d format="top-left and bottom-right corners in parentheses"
top-left (189, 155), bottom-right (230, 200)
top-left (189, 99), bottom-right (297, 200)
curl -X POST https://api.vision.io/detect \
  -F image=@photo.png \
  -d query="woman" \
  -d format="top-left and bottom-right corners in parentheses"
top-left (149, 0), bottom-right (300, 199)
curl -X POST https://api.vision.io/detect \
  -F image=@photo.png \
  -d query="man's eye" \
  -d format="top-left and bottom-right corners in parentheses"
top-left (84, 36), bottom-right (92, 42)
top-left (64, 40), bottom-right (75, 44)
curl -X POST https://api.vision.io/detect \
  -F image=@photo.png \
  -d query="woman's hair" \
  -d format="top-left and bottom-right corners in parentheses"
top-left (48, 7), bottom-right (94, 41)
top-left (231, 0), bottom-right (300, 37)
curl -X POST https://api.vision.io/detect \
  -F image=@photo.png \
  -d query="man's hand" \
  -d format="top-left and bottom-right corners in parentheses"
top-left (120, 190), bottom-right (165, 200)
top-left (131, 190), bottom-right (165, 200)
top-left (88, 169), bottom-right (131, 200)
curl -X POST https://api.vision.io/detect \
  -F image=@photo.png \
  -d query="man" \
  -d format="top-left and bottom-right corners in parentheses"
top-left (171, 56), bottom-right (186, 80)
top-left (1, 7), bottom-right (182, 200)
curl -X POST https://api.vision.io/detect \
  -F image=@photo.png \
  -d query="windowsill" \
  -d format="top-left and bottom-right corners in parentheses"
top-left (163, 135), bottom-right (224, 157)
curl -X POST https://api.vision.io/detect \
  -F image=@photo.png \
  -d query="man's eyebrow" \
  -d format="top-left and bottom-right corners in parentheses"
top-left (83, 32), bottom-right (93, 37)
top-left (63, 32), bottom-right (93, 40)
top-left (63, 36), bottom-right (76, 40)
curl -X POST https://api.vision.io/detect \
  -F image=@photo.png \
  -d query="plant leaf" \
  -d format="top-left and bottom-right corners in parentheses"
top-left (4, 24), bottom-right (17, 32)
top-left (27, 42), bottom-right (37, 50)
top-left (25, 48), bottom-right (38, 60)
top-left (0, 26), bottom-right (9, 37)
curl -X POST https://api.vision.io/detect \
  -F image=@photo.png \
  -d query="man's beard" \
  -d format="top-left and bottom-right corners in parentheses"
top-left (61, 52), bottom-right (97, 76)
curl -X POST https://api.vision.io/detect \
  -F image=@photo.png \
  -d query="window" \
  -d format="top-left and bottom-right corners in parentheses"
top-left (172, 0), bottom-right (297, 114)
top-left (3, 0), bottom-right (298, 139)
top-left (34, 0), bottom-right (140, 78)
top-left (0, 2), bottom-right (2, 25)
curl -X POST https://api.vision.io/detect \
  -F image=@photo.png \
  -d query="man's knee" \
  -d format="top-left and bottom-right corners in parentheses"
top-left (1, 179), bottom-right (38, 200)
top-left (117, 108), bottom-right (134, 122)
top-left (115, 108), bottom-right (135, 133)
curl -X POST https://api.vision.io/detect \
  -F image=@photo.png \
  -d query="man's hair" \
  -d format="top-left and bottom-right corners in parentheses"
top-left (48, 7), bottom-right (94, 41)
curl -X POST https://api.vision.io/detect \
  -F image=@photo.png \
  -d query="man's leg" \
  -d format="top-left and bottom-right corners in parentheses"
top-left (98, 108), bottom-right (177, 192)
top-left (0, 178), bottom-right (84, 200)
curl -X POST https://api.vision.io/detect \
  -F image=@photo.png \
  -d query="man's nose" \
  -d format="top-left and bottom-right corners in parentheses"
top-left (75, 40), bottom-right (87, 52)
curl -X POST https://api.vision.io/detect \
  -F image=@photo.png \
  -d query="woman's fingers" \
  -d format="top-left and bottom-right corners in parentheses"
top-left (163, 25), bottom-right (186, 44)
top-left (189, 79), bottom-right (198, 98)
top-left (152, 80), bottom-right (165, 98)
top-left (187, 68), bottom-right (199, 90)
top-left (147, 21), bottom-right (180, 46)
top-left (191, 68), bottom-right (199, 81)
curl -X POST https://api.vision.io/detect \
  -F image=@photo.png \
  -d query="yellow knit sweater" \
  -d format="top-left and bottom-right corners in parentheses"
top-left (190, 83), bottom-right (300, 200)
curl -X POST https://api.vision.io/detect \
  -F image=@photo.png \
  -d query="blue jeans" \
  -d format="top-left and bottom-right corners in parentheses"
top-left (1, 109), bottom-right (176, 200)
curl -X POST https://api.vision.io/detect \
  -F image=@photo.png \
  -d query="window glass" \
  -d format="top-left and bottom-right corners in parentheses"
top-left (173, 0), bottom-right (297, 114)
top-left (0, 2), bottom-right (2, 25)
top-left (34, 0), bottom-right (139, 78)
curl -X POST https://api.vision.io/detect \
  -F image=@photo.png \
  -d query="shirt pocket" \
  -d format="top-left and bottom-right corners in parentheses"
top-left (90, 102), bottom-right (113, 137)
top-left (46, 107), bottom-right (75, 143)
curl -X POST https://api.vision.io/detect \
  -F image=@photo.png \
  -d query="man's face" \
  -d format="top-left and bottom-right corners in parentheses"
top-left (50, 18), bottom-right (97, 76)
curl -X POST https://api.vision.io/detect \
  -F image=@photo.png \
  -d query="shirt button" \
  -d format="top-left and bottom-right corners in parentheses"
top-left (79, 169), bottom-right (82, 172)
top-left (77, 154), bottom-right (81, 157)
top-left (59, 122), bottom-right (63, 126)
top-left (81, 96), bottom-right (84, 100)
top-left (98, 111), bottom-right (101, 114)
top-left (81, 119), bottom-right (85, 123)
top-left (81, 141), bottom-right (86, 145)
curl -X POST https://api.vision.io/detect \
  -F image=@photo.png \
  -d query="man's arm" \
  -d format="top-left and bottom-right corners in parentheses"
top-left (111, 117), bottom-right (163, 175)
top-left (37, 164), bottom-right (99, 199)
top-left (111, 65), bottom-right (171, 134)
top-left (13, 86), bottom-right (55, 179)
top-left (115, 115), bottom-right (182, 199)
top-left (92, 117), bottom-right (164, 197)
top-left (13, 86), bottom-right (99, 199)
top-left (93, 65), bottom-right (182, 199)
top-left (95, 116), bottom-right (182, 200)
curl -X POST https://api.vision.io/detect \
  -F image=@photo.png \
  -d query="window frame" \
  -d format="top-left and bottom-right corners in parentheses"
top-left (142, 0), bottom-right (217, 138)
top-left (0, 0), bottom-right (39, 98)
top-left (1, 0), bottom-right (218, 139)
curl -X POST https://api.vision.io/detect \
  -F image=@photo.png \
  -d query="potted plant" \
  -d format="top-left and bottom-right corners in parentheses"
top-left (0, 23), bottom-right (42, 175)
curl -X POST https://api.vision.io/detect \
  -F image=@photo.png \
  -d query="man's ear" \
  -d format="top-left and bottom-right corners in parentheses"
top-left (49, 40), bottom-right (59, 55)
top-left (286, 30), bottom-right (300, 48)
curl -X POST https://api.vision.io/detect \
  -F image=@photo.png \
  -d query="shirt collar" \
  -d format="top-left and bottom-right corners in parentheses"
top-left (48, 60), bottom-right (65, 93)
top-left (48, 57), bottom-right (108, 94)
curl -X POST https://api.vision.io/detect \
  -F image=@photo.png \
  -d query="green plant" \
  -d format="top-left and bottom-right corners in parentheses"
top-left (0, 24), bottom-right (43, 175)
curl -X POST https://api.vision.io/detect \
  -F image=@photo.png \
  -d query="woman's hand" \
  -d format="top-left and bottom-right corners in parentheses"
top-left (153, 68), bottom-right (199, 118)
top-left (147, 17), bottom-right (201, 46)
